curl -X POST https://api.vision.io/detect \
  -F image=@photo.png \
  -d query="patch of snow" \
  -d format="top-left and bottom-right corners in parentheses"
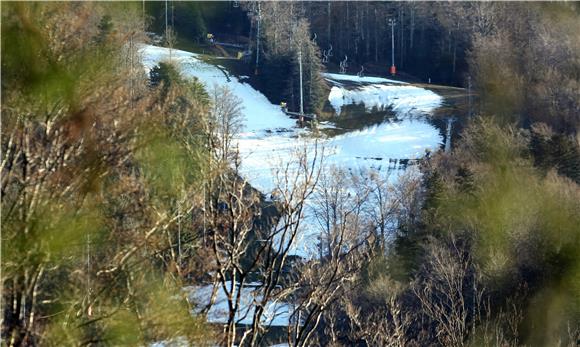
top-left (329, 118), bottom-right (442, 163)
top-left (185, 282), bottom-right (293, 327)
top-left (316, 121), bottom-right (340, 130)
top-left (327, 84), bottom-right (443, 116)
top-left (235, 118), bottom-right (440, 194)
top-left (323, 72), bottom-right (407, 85)
top-left (149, 336), bottom-right (189, 347)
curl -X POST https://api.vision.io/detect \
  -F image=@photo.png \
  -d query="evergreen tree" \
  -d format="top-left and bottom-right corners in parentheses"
top-left (550, 134), bottom-right (580, 183)
top-left (95, 15), bottom-right (113, 44)
top-left (150, 62), bottom-right (182, 91)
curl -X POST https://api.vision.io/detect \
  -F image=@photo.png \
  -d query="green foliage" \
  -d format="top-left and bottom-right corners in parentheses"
top-left (388, 168), bottom-right (446, 279)
top-left (288, 41), bottom-right (329, 114)
top-left (173, 2), bottom-right (207, 42)
top-left (136, 130), bottom-right (189, 198)
top-left (468, 3), bottom-right (580, 131)
top-left (95, 15), bottom-right (113, 44)
top-left (150, 62), bottom-right (183, 96)
top-left (2, 6), bottom-right (75, 113)
top-left (439, 120), bottom-right (579, 342)
top-left (146, 1), bottom-right (250, 44)
top-left (390, 222), bottom-right (438, 281)
top-left (150, 61), bottom-right (210, 107)
top-left (455, 166), bottom-right (475, 193)
top-left (530, 124), bottom-right (580, 184)
top-left (422, 170), bottom-right (446, 213)
top-left (385, 118), bottom-right (579, 344)
top-left (146, 1), bottom-right (207, 43)
top-left (257, 53), bottom-right (294, 106)
top-left (1, 2), bottom-right (214, 345)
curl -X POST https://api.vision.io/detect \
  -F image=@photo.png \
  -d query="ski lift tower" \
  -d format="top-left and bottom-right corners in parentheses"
top-left (281, 46), bottom-right (317, 127)
top-left (298, 47), bottom-right (304, 122)
top-left (389, 18), bottom-right (396, 75)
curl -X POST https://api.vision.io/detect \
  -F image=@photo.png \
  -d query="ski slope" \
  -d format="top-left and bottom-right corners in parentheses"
top-left (139, 44), bottom-right (443, 253)
top-left (141, 44), bottom-right (445, 330)
top-left (323, 72), bottom-right (407, 85)
top-left (140, 45), bottom-right (295, 135)
top-left (327, 83), bottom-right (443, 116)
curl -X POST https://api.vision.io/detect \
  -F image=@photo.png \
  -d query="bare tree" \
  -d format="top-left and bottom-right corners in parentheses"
top-left (208, 85), bottom-right (244, 165)
top-left (312, 167), bottom-right (376, 258)
top-left (284, 167), bottom-right (375, 347)
top-left (343, 275), bottom-right (414, 347)
top-left (412, 235), bottom-right (481, 347)
top-left (293, 169), bottom-right (425, 347)
top-left (201, 140), bottom-right (323, 347)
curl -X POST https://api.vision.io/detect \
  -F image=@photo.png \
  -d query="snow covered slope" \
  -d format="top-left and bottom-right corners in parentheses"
top-left (329, 118), bottom-right (444, 162)
top-left (324, 71), bottom-right (443, 117)
top-left (328, 84), bottom-right (443, 116)
top-left (140, 45), bottom-right (295, 134)
top-left (141, 45), bottom-right (447, 330)
top-left (323, 72), bottom-right (407, 85)
top-left (139, 43), bottom-right (443, 194)
top-left (139, 44), bottom-right (443, 255)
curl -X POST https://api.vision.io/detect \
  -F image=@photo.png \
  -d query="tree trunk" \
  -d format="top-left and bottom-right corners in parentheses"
top-left (410, 6), bottom-right (415, 49)
top-left (327, 1), bottom-right (331, 46)
top-left (452, 38), bottom-right (457, 74)
top-left (346, 2), bottom-right (350, 53)
top-left (354, 5), bottom-right (359, 58)
top-left (365, 2), bottom-right (371, 60)
top-left (399, 7), bottom-right (404, 68)
top-left (374, 8), bottom-right (378, 62)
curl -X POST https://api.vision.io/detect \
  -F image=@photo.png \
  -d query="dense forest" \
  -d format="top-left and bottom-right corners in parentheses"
top-left (2, 1), bottom-right (579, 347)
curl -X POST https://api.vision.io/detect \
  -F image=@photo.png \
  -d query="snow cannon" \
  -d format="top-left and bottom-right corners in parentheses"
top-left (390, 65), bottom-right (397, 75)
